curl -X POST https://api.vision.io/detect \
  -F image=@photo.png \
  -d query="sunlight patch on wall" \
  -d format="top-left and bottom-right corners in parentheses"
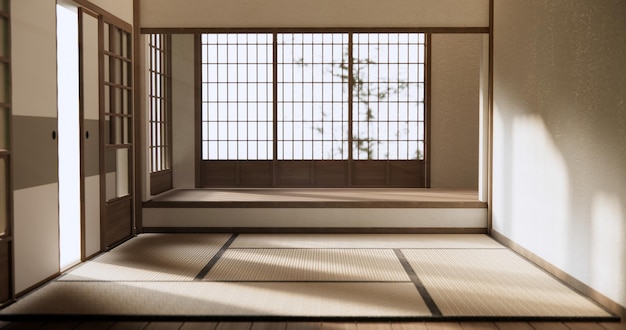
top-left (509, 114), bottom-right (570, 267)
top-left (590, 191), bottom-right (625, 304)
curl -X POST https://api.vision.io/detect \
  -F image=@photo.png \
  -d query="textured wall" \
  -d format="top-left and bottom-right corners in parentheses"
top-left (140, 0), bottom-right (488, 28)
top-left (493, 0), bottom-right (626, 309)
top-left (88, 0), bottom-right (133, 25)
top-left (430, 34), bottom-right (482, 188)
top-left (171, 35), bottom-right (197, 188)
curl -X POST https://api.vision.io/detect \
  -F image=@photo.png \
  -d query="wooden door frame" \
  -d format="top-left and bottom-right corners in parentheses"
top-left (100, 18), bottom-right (134, 250)
top-left (0, 0), bottom-right (13, 308)
top-left (72, 0), bottom-right (135, 251)
top-left (77, 6), bottom-right (96, 261)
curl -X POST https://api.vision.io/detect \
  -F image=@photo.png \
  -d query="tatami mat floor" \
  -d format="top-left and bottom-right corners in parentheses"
top-left (0, 234), bottom-right (620, 325)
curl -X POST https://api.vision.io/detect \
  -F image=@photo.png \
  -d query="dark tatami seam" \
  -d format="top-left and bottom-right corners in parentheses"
top-left (194, 233), bottom-right (239, 280)
top-left (394, 248), bottom-right (442, 317)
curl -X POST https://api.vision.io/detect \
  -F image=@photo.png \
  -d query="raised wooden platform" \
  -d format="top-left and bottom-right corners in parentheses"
top-left (142, 188), bottom-right (487, 233)
top-left (144, 188), bottom-right (486, 208)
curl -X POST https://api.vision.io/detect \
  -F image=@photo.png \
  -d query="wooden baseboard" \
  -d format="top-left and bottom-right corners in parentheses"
top-left (491, 230), bottom-right (625, 320)
top-left (14, 272), bottom-right (60, 299)
top-left (142, 227), bottom-right (488, 234)
top-left (150, 170), bottom-right (173, 196)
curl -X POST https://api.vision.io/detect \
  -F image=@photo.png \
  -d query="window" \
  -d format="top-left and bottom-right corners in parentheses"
top-left (352, 33), bottom-right (425, 160)
top-left (277, 33), bottom-right (349, 160)
top-left (148, 34), bottom-right (172, 194)
top-left (198, 31), bottom-right (427, 187)
top-left (201, 33), bottom-right (273, 160)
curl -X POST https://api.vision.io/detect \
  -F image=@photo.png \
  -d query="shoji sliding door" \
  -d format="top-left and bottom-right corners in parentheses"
top-left (102, 20), bottom-right (134, 249)
top-left (11, 0), bottom-right (60, 294)
top-left (76, 4), bottom-right (134, 253)
top-left (79, 9), bottom-right (101, 258)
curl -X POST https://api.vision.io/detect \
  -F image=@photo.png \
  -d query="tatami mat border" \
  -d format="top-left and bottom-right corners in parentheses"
top-left (195, 234), bottom-right (239, 280)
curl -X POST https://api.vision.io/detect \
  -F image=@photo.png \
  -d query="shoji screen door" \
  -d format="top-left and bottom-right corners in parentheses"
top-left (79, 8), bottom-right (101, 258)
top-left (77, 5), bottom-right (134, 253)
top-left (11, 0), bottom-right (59, 294)
top-left (101, 19), bottom-right (134, 249)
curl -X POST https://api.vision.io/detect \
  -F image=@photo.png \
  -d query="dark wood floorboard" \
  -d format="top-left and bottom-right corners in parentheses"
top-left (215, 322), bottom-right (253, 330)
top-left (145, 322), bottom-right (185, 330)
top-left (285, 322), bottom-right (323, 330)
top-left (180, 322), bottom-right (219, 330)
top-left (493, 322), bottom-right (533, 330)
top-left (0, 321), bottom-right (625, 330)
top-left (108, 321), bottom-right (150, 330)
top-left (354, 323), bottom-right (393, 330)
top-left (599, 322), bottom-right (626, 330)
top-left (562, 322), bottom-right (607, 330)
top-left (390, 323), bottom-right (428, 330)
top-left (252, 322), bottom-right (287, 330)
top-left (321, 323), bottom-right (357, 329)
top-left (423, 323), bottom-right (463, 330)
top-left (459, 323), bottom-right (498, 329)
top-left (527, 323), bottom-right (569, 330)
top-left (74, 321), bottom-right (116, 330)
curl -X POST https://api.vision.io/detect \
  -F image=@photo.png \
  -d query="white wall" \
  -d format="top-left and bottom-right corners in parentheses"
top-left (493, 0), bottom-right (626, 310)
top-left (141, 0), bottom-right (488, 29)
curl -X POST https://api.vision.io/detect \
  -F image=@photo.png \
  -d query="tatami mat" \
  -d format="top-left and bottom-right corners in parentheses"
top-left (402, 249), bottom-right (612, 317)
top-left (1, 282), bottom-right (430, 317)
top-left (230, 234), bottom-right (504, 249)
top-left (0, 233), bottom-right (615, 321)
top-left (205, 249), bottom-right (409, 282)
top-left (60, 234), bottom-right (231, 281)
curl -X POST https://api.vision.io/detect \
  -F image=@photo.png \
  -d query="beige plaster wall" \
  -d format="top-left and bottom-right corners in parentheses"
top-left (493, 0), bottom-right (626, 310)
top-left (430, 34), bottom-right (482, 189)
top-left (171, 35), bottom-right (197, 188)
top-left (89, 0), bottom-right (133, 25)
top-left (140, 0), bottom-right (488, 29)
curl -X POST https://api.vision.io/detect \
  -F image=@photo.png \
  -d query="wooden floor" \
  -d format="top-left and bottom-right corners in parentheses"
top-left (144, 188), bottom-right (486, 208)
top-left (1, 320), bottom-right (625, 329)
top-left (150, 188), bottom-right (480, 202)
